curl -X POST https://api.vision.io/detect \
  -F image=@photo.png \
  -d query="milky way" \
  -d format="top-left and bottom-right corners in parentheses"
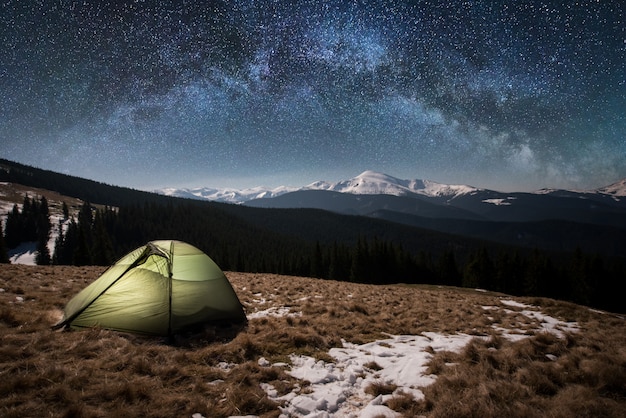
top-left (1, 0), bottom-right (624, 190)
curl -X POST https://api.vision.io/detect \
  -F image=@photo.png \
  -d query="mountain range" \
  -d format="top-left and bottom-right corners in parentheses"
top-left (157, 170), bottom-right (626, 227)
top-left (154, 171), bottom-right (626, 256)
top-left (157, 170), bottom-right (626, 203)
top-left (156, 171), bottom-right (485, 203)
top-left (2, 158), bottom-right (624, 316)
top-left (2, 157), bottom-right (626, 258)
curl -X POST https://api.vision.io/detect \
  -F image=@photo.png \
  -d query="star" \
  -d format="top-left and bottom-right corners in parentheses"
top-left (0, 0), bottom-right (624, 191)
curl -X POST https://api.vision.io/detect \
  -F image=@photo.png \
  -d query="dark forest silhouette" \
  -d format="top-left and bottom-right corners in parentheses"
top-left (3, 198), bottom-right (623, 314)
top-left (1, 158), bottom-right (624, 314)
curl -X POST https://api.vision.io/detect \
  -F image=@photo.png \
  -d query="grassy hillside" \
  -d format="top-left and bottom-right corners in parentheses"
top-left (0, 158), bottom-right (168, 208)
top-left (1, 265), bottom-right (624, 417)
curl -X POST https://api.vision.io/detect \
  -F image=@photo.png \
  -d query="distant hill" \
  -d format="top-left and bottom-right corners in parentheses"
top-left (0, 158), bottom-right (170, 207)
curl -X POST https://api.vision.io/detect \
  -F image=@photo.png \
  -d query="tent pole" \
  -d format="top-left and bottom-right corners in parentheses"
top-left (167, 241), bottom-right (174, 338)
top-left (52, 245), bottom-right (154, 330)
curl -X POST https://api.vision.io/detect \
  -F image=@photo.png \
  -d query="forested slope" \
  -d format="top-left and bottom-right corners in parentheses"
top-left (1, 158), bottom-right (624, 313)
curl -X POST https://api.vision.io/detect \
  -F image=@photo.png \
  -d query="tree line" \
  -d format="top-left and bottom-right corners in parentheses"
top-left (1, 199), bottom-right (624, 314)
top-left (1, 195), bottom-right (54, 265)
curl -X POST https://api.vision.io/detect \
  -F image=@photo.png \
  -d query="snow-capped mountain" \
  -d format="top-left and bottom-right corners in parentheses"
top-left (155, 170), bottom-right (626, 234)
top-left (534, 178), bottom-right (626, 199)
top-left (158, 185), bottom-right (297, 204)
top-left (302, 170), bottom-right (479, 199)
top-left (596, 178), bottom-right (626, 197)
top-left (156, 171), bottom-right (626, 207)
top-left (242, 171), bottom-right (626, 231)
top-left (154, 168), bottom-right (626, 232)
top-left (155, 171), bottom-right (480, 204)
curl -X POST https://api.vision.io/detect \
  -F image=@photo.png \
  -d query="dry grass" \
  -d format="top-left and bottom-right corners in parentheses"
top-left (1, 265), bottom-right (624, 417)
top-left (365, 380), bottom-right (398, 397)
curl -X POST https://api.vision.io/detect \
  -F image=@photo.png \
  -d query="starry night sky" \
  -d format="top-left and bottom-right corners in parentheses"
top-left (1, 0), bottom-right (624, 191)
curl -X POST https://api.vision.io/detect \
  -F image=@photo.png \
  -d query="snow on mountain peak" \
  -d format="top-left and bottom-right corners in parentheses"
top-left (299, 171), bottom-right (480, 199)
top-left (597, 178), bottom-right (626, 197)
top-left (420, 180), bottom-right (479, 198)
top-left (330, 171), bottom-right (416, 196)
top-left (531, 178), bottom-right (626, 199)
top-left (157, 185), bottom-right (297, 203)
top-left (155, 171), bottom-right (480, 203)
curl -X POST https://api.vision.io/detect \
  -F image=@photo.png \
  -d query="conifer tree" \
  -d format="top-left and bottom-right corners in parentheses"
top-left (35, 234), bottom-right (51, 265)
top-left (350, 237), bottom-right (369, 283)
top-left (415, 250), bottom-right (435, 284)
top-left (74, 225), bottom-right (92, 266)
top-left (52, 220), bottom-right (65, 265)
top-left (523, 249), bottom-right (557, 297)
top-left (62, 201), bottom-right (69, 220)
top-left (0, 220), bottom-right (9, 263)
top-left (33, 196), bottom-right (52, 265)
top-left (37, 196), bottom-right (51, 241)
top-left (22, 196), bottom-right (37, 241)
top-left (437, 249), bottom-right (461, 287)
top-left (91, 210), bottom-right (114, 266)
top-left (77, 202), bottom-right (93, 237)
top-left (463, 247), bottom-right (494, 289)
top-left (568, 247), bottom-right (592, 306)
top-left (585, 254), bottom-right (604, 307)
top-left (70, 202), bottom-right (94, 266)
top-left (493, 251), bottom-right (522, 295)
top-left (369, 237), bottom-right (390, 283)
top-left (310, 241), bottom-right (324, 278)
top-left (4, 204), bottom-right (21, 249)
top-left (328, 241), bottom-right (350, 281)
top-left (58, 217), bottom-right (78, 265)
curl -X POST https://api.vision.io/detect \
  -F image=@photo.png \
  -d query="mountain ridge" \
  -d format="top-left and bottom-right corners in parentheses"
top-left (155, 170), bottom-right (626, 231)
top-left (239, 171), bottom-right (626, 243)
top-left (155, 170), bottom-right (626, 204)
top-left (154, 170), bottom-right (483, 203)
top-left (2, 159), bottom-right (625, 259)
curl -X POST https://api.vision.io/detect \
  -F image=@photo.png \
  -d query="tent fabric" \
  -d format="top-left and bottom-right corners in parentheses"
top-left (55, 240), bottom-right (246, 335)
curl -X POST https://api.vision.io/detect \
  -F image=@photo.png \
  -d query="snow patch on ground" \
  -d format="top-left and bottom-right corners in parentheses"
top-left (482, 198), bottom-right (512, 206)
top-left (247, 306), bottom-right (302, 319)
top-left (261, 333), bottom-right (472, 417)
top-left (6, 214), bottom-right (68, 265)
top-left (248, 300), bottom-right (579, 418)
top-left (480, 299), bottom-right (579, 340)
top-left (8, 241), bottom-right (38, 265)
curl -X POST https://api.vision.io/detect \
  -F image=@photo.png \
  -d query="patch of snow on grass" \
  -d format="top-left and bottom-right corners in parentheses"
top-left (247, 306), bottom-right (302, 319)
top-left (517, 308), bottom-right (579, 337)
top-left (266, 333), bottom-right (474, 417)
top-left (500, 299), bottom-right (528, 308)
top-left (486, 300), bottom-right (579, 339)
top-left (261, 301), bottom-right (580, 417)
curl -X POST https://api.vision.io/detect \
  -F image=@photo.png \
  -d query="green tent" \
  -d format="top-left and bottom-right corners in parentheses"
top-left (55, 240), bottom-right (246, 335)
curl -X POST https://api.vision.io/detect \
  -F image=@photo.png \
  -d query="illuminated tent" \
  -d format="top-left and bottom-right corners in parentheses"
top-left (55, 240), bottom-right (246, 335)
